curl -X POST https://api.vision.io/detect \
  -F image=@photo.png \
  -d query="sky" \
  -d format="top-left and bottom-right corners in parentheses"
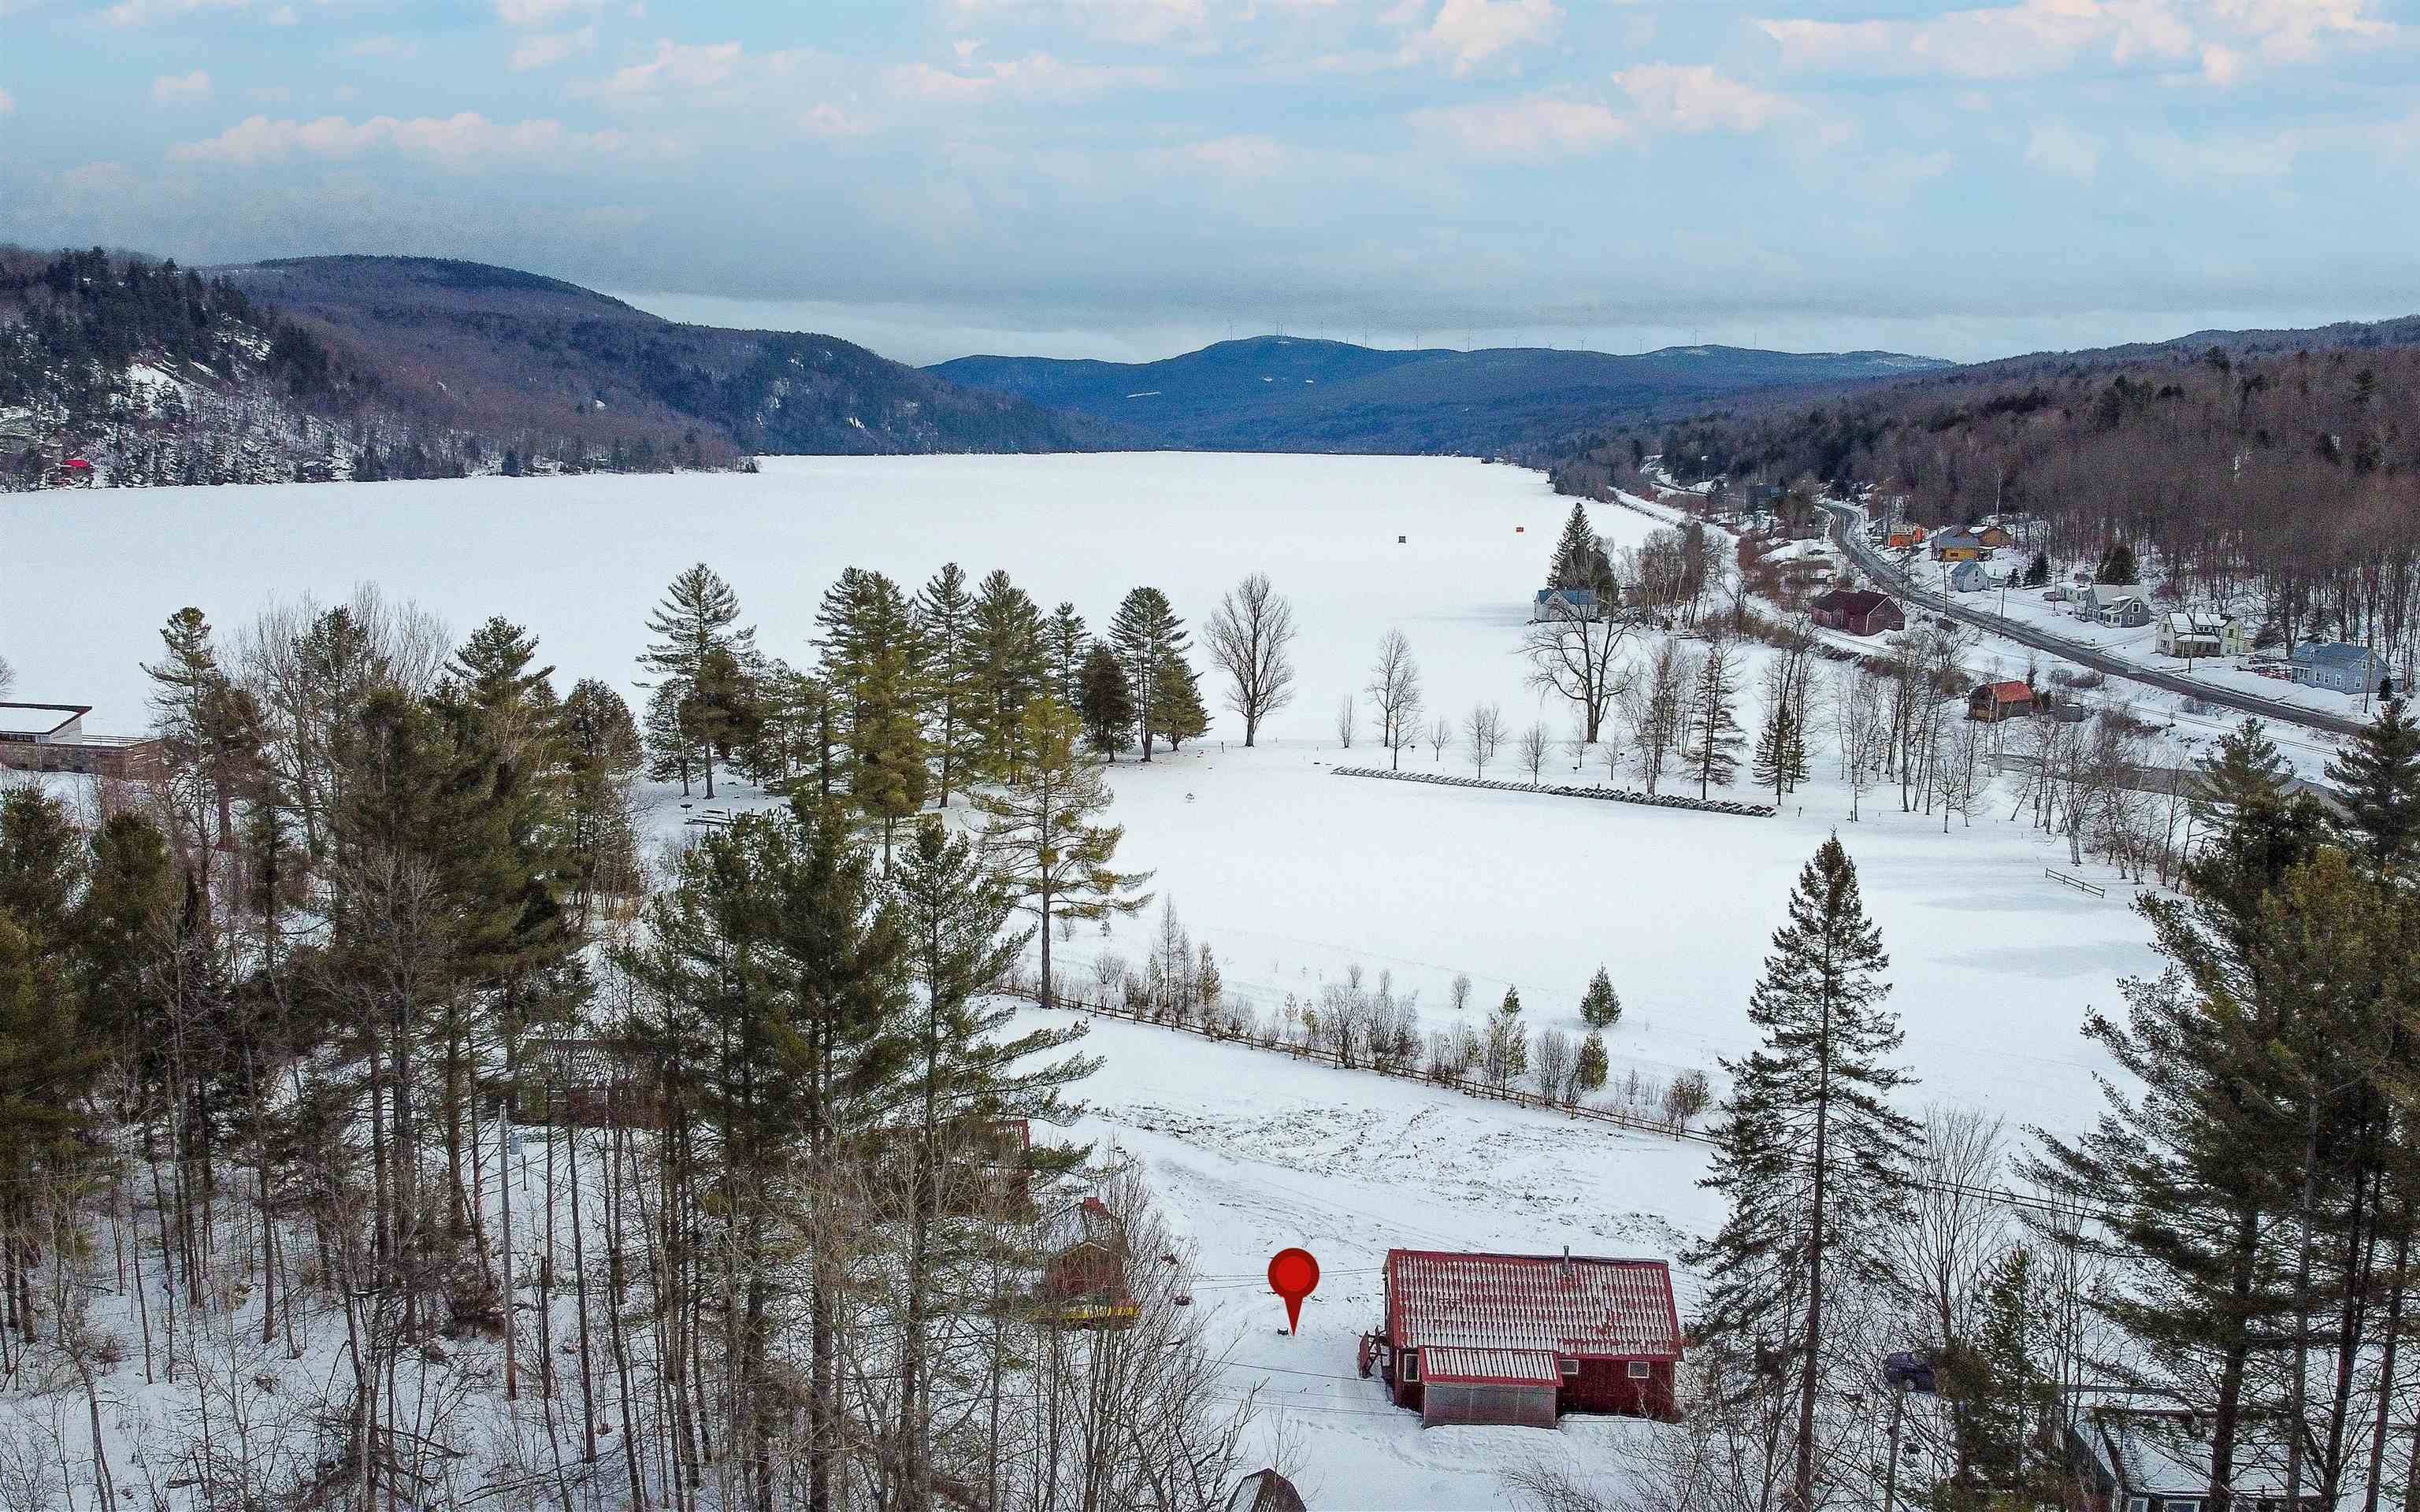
top-left (1, 0), bottom-right (2414, 365)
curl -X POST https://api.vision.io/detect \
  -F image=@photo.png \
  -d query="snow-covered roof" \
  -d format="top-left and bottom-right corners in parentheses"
top-left (1418, 1347), bottom-right (1560, 1386)
top-left (2090, 1409), bottom-right (2310, 1498)
top-left (1386, 1250), bottom-right (1682, 1360)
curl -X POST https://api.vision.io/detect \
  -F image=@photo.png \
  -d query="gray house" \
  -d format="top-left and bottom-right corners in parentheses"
top-left (2291, 641), bottom-right (2388, 696)
top-left (1533, 587), bottom-right (1604, 623)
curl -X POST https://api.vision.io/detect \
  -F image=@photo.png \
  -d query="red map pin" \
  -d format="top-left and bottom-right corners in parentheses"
top-left (1268, 1248), bottom-right (1320, 1334)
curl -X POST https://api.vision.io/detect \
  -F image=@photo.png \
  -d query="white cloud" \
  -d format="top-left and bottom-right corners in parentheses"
top-left (947, 0), bottom-right (1210, 46)
top-left (569, 39), bottom-right (743, 101)
top-left (1609, 63), bottom-right (1802, 135)
top-left (1412, 0), bottom-right (1561, 75)
top-left (104, 0), bottom-right (249, 25)
top-left (1757, 0), bottom-right (2390, 85)
top-left (150, 69), bottom-right (212, 103)
top-left (496, 0), bottom-right (602, 24)
top-left (2025, 117), bottom-right (2103, 178)
top-left (1409, 91), bottom-right (1630, 158)
top-left (0, 87), bottom-right (13, 115)
top-left (349, 35), bottom-right (421, 61)
top-left (796, 102), bottom-right (873, 139)
top-left (267, 3), bottom-right (294, 20)
top-left (882, 51), bottom-right (1167, 104)
top-left (510, 25), bottom-right (596, 71)
top-left (167, 111), bottom-right (668, 167)
top-left (1137, 132), bottom-right (1296, 179)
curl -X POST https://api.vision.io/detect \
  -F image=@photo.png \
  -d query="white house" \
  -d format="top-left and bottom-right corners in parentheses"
top-left (2157, 611), bottom-right (2247, 659)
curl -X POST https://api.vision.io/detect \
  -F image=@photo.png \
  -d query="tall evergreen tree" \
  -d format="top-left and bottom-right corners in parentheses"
top-left (1076, 643), bottom-right (1134, 758)
top-left (1579, 966), bottom-right (1621, 1028)
top-left (915, 565), bottom-right (981, 807)
top-left (2194, 717), bottom-right (2294, 829)
top-left (818, 568), bottom-right (930, 855)
top-left (1109, 587), bottom-right (1189, 762)
top-left (971, 695), bottom-right (1152, 1010)
top-left (1691, 835), bottom-right (1920, 1512)
top-left (1043, 602), bottom-right (1089, 707)
top-left (642, 679), bottom-right (697, 795)
top-left (1685, 639), bottom-right (1745, 798)
top-left (2325, 691), bottom-right (2420, 873)
top-left (642, 561), bottom-right (755, 687)
top-left (1149, 652), bottom-right (1210, 751)
top-left (968, 570), bottom-right (1048, 780)
top-left (562, 679), bottom-right (642, 925)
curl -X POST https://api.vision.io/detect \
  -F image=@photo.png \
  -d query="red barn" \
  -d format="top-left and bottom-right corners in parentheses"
top-left (1809, 588), bottom-right (1905, 638)
top-left (1369, 1250), bottom-right (1683, 1429)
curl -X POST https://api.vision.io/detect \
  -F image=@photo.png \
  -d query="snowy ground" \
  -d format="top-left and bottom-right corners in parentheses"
top-left (10, 455), bottom-right (2175, 1507)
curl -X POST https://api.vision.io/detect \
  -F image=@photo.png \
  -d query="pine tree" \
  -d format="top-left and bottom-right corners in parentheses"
top-left (889, 815), bottom-right (1097, 1501)
top-left (818, 568), bottom-right (929, 854)
top-left (915, 564), bottom-right (981, 807)
top-left (1483, 990), bottom-right (1529, 1091)
top-left (1752, 691), bottom-right (1799, 805)
top-left (2193, 716), bottom-right (2293, 827)
top-left (642, 561), bottom-right (755, 686)
top-left (1574, 1032), bottom-right (1609, 1095)
top-left (1149, 651), bottom-right (1209, 750)
top-left (1580, 966), bottom-right (1621, 1028)
top-left (1685, 640), bottom-right (1745, 798)
top-left (2323, 691), bottom-right (2420, 873)
top-left (1076, 642), bottom-right (1134, 758)
top-left (563, 679), bottom-right (642, 922)
top-left (681, 643), bottom-right (763, 801)
top-left (1547, 499), bottom-right (1596, 590)
top-left (2095, 539), bottom-right (2139, 585)
top-left (971, 695), bottom-right (1152, 1010)
top-left (2022, 550), bottom-right (2050, 587)
top-left (968, 569), bottom-right (1047, 780)
top-left (1110, 587), bottom-right (1189, 762)
top-left (642, 679), bottom-right (696, 795)
top-left (1043, 602), bottom-right (1089, 706)
top-left (1691, 835), bottom-right (1920, 1512)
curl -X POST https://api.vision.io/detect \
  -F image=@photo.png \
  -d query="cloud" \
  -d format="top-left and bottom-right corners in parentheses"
top-left (103, 0), bottom-right (250, 24)
top-left (882, 52), bottom-right (1167, 103)
top-left (946, 0), bottom-right (1210, 46)
top-left (0, 87), bottom-right (13, 116)
top-left (1609, 63), bottom-right (1802, 135)
top-left (168, 111), bottom-right (668, 167)
top-left (150, 69), bottom-right (212, 103)
top-left (2025, 117), bottom-right (2103, 178)
top-left (568, 39), bottom-right (743, 101)
top-left (796, 102), bottom-right (873, 139)
top-left (1136, 133), bottom-right (1297, 180)
top-left (349, 35), bottom-right (421, 61)
top-left (510, 25), bottom-right (596, 72)
top-left (1409, 91), bottom-right (1631, 158)
top-left (1757, 0), bottom-right (2390, 84)
top-left (1410, 0), bottom-right (1561, 75)
top-left (496, 0), bottom-right (603, 24)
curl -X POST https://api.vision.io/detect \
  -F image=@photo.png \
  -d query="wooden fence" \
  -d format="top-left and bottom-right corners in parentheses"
top-left (2044, 868), bottom-right (2108, 899)
top-left (1328, 765), bottom-right (1777, 818)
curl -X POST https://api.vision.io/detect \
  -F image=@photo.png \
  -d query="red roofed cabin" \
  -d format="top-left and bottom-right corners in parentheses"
top-left (1809, 589), bottom-right (1905, 638)
top-left (1371, 1249), bottom-right (1683, 1429)
top-left (1969, 681), bottom-right (2038, 723)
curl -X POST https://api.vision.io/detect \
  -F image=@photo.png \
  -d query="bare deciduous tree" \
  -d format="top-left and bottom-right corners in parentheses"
top-left (1365, 628), bottom-right (1425, 771)
top-left (1522, 597), bottom-right (1635, 743)
top-left (1520, 721), bottom-right (1551, 783)
top-left (1334, 694), bottom-right (1357, 749)
top-left (1463, 702), bottom-right (1506, 776)
top-left (1427, 714), bottom-right (1453, 765)
top-left (1203, 573), bottom-right (1297, 747)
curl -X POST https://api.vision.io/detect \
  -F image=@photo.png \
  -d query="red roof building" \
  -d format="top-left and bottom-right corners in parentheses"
top-left (1809, 588), bottom-right (1905, 638)
top-left (1969, 680), bottom-right (2037, 723)
top-left (1371, 1250), bottom-right (1683, 1429)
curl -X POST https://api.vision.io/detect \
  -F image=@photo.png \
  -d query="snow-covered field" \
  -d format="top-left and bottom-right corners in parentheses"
top-left (8, 454), bottom-right (2167, 1506)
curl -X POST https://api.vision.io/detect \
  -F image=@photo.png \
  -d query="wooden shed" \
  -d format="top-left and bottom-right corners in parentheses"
top-left (1969, 681), bottom-right (2037, 723)
top-left (1369, 1250), bottom-right (1683, 1429)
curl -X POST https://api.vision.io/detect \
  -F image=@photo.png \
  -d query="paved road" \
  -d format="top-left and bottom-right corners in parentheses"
top-left (1818, 501), bottom-right (2366, 741)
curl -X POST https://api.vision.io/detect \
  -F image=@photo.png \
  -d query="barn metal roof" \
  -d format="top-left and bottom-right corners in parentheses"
top-left (1386, 1250), bottom-right (1683, 1360)
top-left (1418, 1347), bottom-right (1560, 1386)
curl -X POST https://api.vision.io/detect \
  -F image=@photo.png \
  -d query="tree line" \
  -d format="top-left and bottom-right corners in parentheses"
top-left (0, 574), bottom-right (1268, 1510)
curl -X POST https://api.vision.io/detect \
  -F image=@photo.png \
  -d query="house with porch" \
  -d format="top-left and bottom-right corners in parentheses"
top-left (2290, 641), bottom-right (2388, 696)
top-left (2064, 1405), bottom-right (2329, 1512)
top-left (1366, 1249), bottom-right (1683, 1430)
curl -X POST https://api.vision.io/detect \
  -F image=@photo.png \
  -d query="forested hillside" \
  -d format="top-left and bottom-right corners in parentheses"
top-left (931, 335), bottom-right (1946, 454)
top-left (0, 250), bottom-right (1104, 491)
top-left (1547, 317), bottom-right (2420, 666)
top-left (225, 257), bottom-right (1110, 462)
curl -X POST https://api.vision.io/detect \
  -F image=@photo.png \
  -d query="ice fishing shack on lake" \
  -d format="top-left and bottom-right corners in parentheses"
top-left (1365, 1249), bottom-right (1683, 1429)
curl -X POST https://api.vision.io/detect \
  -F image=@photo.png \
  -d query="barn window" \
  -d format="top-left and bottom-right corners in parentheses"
top-left (1401, 1354), bottom-right (1419, 1382)
top-left (1627, 1361), bottom-right (1651, 1380)
top-left (1559, 1358), bottom-right (1579, 1378)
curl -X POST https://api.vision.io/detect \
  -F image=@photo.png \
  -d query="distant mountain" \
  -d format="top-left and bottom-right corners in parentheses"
top-left (928, 335), bottom-right (1950, 454)
top-left (222, 256), bottom-right (1106, 460)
